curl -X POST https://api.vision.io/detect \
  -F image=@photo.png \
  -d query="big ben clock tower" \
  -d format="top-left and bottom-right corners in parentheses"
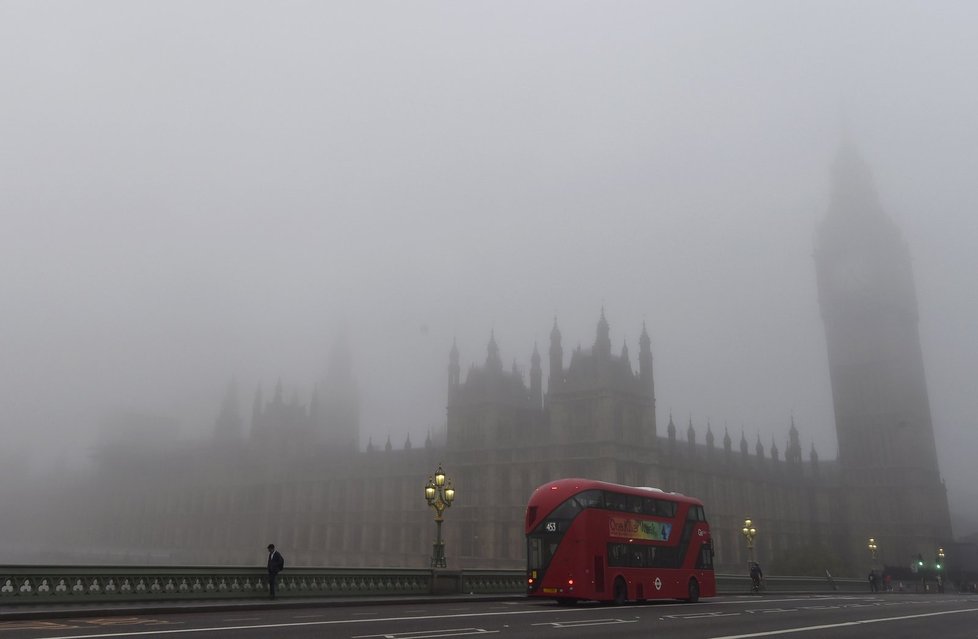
top-left (815, 143), bottom-right (952, 567)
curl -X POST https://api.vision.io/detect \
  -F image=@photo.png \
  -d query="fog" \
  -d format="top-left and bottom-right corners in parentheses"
top-left (2, 2), bottom-right (977, 535)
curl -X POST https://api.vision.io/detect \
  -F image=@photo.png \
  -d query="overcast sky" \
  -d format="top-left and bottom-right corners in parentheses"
top-left (2, 1), bottom-right (977, 532)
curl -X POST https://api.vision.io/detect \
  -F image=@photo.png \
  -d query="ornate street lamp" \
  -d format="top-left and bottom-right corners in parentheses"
top-left (742, 518), bottom-right (758, 567)
top-left (937, 547), bottom-right (945, 571)
top-left (424, 464), bottom-right (455, 568)
top-left (868, 537), bottom-right (878, 562)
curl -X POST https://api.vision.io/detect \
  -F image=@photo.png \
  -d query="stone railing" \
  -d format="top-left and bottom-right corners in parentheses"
top-left (0, 566), bottom-right (499, 604)
top-left (0, 566), bottom-right (865, 605)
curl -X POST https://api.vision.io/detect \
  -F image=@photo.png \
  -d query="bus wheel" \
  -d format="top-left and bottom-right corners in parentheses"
top-left (613, 577), bottom-right (628, 605)
top-left (686, 578), bottom-right (700, 603)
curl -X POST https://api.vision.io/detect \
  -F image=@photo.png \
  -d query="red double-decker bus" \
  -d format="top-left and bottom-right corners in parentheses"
top-left (525, 478), bottom-right (715, 604)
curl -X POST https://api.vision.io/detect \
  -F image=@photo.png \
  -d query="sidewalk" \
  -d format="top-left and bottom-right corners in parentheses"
top-left (0, 593), bottom-right (526, 622)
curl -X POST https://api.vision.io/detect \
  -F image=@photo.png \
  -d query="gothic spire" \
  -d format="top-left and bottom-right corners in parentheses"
top-left (486, 330), bottom-right (502, 371)
top-left (639, 321), bottom-right (654, 395)
top-left (595, 307), bottom-right (611, 356)
top-left (548, 317), bottom-right (563, 394)
top-left (448, 338), bottom-right (461, 400)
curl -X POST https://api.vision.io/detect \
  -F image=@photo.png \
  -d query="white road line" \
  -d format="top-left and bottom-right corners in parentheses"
top-left (532, 618), bottom-right (637, 628)
top-left (31, 599), bottom-right (968, 639)
top-left (18, 607), bottom-right (625, 639)
top-left (663, 612), bottom-right (741, 620)
top-left (352, 628), bottom-right (498, 639)
top-left (708, 606), bottom-right (978, 639)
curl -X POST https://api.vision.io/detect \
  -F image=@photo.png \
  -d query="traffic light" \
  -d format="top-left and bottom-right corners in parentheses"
top-left (935, 556), bottom-right (942, 570)
top-left (917, 553), bottom-right (924, 568)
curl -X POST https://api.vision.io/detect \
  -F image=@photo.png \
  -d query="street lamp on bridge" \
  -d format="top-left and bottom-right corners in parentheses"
top-left (868, 537), bottom-right (878, 562)
top-left (424, 464), bottom-right (455, 569)
top-left (742, 518), bottom-right (757, 567)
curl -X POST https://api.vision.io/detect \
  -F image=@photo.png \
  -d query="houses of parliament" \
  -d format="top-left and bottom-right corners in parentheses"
top-left (23, 146), bottom-right (953, 575)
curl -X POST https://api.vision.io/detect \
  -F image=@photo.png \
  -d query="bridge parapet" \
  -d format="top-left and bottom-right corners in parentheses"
top-left (0, 566), bottom-right (454, 603)
top-left (0, 566), bottom-right (867, 606)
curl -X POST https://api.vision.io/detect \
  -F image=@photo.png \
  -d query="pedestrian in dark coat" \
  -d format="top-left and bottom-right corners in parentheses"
top-left (267, 544), bottom-right (285, 599)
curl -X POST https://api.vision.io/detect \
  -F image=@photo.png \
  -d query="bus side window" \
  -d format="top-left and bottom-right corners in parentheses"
top-left (686, 505), bottom-right (706, 521)
top-left (642, 498), bottom-right (657, 516)
top-left (654, 500), bottom-right (676, 518)
top-left (576, 490), bottom-right (602, 509)
top-left (696, 543), bottom-right (714, 569)
top-left (608, 543), bottom-right (627, 566)
top-left (604, 492), bottom-right (628, 512)
top-left (630, 547), bottom-right (646, 567)
top-left (627, 495), bottom-right (643, 513)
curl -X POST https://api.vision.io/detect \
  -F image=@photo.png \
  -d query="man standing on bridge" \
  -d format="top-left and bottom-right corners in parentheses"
top-left (267, 543), bottom-right (285, 599)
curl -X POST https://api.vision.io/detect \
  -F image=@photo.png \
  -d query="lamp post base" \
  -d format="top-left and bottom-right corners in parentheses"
top-left (431, 541), bottom-right (446, 568)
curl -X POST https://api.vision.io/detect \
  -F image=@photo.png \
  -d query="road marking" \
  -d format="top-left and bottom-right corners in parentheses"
top-left (352, 629), bottom-right (497, 639)
top-left (8, 608), bottom-right (612, 638)
top-left (0, 621), bottom-right (79, 630)
top-left (663, 612), bottom-right (741, 620)
top-left (532, 618), bottom-right (636, 628)
top-left (745, 608), bottom-right (796, 614)
top-left (708, 606), bottom-right (978, 638)
top-left (26, 598), bottom-right (961, 639)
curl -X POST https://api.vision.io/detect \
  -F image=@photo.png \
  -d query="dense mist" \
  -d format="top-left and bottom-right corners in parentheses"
top-left (2, 1), bottom-right (977, 539)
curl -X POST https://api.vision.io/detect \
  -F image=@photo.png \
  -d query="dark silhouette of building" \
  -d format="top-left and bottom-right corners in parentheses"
top-left (814, 142), bottom-right (953, 566)
top-left (27, 145), bottom-right (952, 575)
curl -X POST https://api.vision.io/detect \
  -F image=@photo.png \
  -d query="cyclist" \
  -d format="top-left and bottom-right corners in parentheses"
top-left (750, 562), bottom-right (763, 593)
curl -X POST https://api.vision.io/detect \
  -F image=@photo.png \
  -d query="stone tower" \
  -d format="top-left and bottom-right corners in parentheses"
top-left (814, 143), bottom-right (951, 566)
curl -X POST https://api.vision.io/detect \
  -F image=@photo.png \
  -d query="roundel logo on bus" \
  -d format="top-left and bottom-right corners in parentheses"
top-left (654, 577), bottom-right (662, 591)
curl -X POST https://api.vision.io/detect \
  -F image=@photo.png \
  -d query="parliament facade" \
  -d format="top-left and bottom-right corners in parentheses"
top-left (28, 147), bottom-right (952, 576)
